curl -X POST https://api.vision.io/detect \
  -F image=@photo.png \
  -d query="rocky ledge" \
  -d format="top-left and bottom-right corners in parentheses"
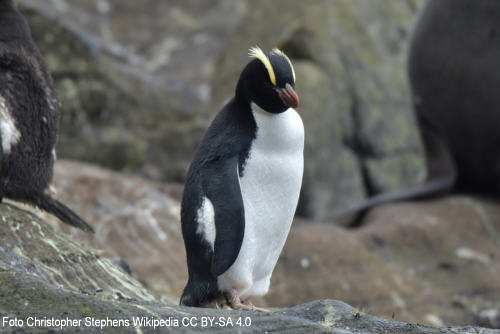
top-left (0, 163), bottom-right (497, 333)
top-left (0, 204), bottom-right (496, 334)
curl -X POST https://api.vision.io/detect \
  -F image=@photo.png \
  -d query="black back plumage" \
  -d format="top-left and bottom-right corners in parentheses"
top-left (0, 1), bottom-right (93, 232)
top-left (180, 98), bottom-right (256, 306)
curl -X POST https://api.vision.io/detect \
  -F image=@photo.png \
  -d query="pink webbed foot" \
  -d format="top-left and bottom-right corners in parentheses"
top-left (223, 288), bottom-right (270, 312)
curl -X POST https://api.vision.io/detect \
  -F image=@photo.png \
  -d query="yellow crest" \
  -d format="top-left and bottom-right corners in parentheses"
top-left (271, 48), bottom-right (296, 83)
top-left (248, 46), bottom-right (277, 86)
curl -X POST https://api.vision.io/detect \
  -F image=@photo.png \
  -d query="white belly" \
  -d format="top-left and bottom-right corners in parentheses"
top-left (217, 105), bottom-right (304, 298)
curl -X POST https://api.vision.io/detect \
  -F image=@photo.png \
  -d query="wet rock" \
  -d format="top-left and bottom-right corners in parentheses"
top-left (18, 0), bottom-right (425, 219)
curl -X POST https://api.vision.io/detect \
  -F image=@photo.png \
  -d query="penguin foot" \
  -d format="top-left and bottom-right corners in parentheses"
top-left (224, 288), bottom-right (245, 310)
top-left (223, 289), bottom-right (269, 312)
top-left (242, 299), bottom-right (270, 312)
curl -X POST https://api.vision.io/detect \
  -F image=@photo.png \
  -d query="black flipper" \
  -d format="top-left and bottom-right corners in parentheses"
top-left (330, 116), bottom-right (456, 226)
top-left (33, 194), bottom-right (95, 233)
top-left (202, 155), bottom-right (245, 276)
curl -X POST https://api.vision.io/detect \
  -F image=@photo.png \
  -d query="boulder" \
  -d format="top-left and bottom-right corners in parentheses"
top-left (18, 0), bottom-right (425, 220)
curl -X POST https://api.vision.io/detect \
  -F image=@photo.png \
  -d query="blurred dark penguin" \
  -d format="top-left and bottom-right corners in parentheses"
top-left (0, 0), bottom-right (94, 232)
top-left (180, 47), bottom-right (302, 310)
top-left (331, 0), bottom-right (500, 225)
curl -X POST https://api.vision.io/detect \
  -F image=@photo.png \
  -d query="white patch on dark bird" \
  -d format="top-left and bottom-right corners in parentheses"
top-left (217, 102), bottom-right (304, 299)
top-left (51, 148), bottom-right (57, 161)
top-left (196, 197), bottom-right (216, 250)
top-left (0, 95), bottom-right (21, 154)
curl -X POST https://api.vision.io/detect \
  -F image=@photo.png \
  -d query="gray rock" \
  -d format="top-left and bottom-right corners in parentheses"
top-left (0, 202), bottom-right (154, 302)
top-left (213, 0), bottom-right (426, 219)
top-left (0, 201), bottom-right (495, 333)
top-left (48, 161), bottom-right (500, 329)
top-left (18, 0), bottom-right (244, 181)
top-left (17, 0), bottom-right (427, 220)
top-left (294, 61), bottom-right (365, 217)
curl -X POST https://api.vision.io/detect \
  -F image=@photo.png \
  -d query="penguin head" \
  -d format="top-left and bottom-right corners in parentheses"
top-left (0, 0), bottom-right (14, 8)
top-left (0, 0), bottom-right (16, 17)
top-left (236, 46), bottom-right (299, 113)
top-left (0, 0), bottom-right (30, 43)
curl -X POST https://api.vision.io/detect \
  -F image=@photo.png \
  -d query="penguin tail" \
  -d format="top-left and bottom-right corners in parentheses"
top-left (33, 194), bottom-right (95, 233)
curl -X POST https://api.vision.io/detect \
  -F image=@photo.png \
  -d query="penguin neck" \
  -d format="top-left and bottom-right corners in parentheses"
top-left (235, 77), bottom-right (251, 107)
top-left (234, 84), bottom-right (268, 115)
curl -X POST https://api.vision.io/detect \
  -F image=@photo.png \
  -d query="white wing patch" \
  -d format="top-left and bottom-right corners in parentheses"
top-left (0, 95), bottom-right (21, 154)
top-left (196, 197), bottom-right (216, 250)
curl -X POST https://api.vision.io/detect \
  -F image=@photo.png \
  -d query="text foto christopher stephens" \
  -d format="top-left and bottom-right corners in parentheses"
top-left (2, 316), bottom-right (252, 330)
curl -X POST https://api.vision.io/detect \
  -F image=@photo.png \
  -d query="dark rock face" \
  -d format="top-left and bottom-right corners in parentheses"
top-left (17, 0), bottom-right (425, 220)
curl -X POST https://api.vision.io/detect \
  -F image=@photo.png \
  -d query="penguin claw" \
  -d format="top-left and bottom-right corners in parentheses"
top-left (242, 299), bottom-right (270, 312)
top-left (223, 289), bottom-right (270, 312)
